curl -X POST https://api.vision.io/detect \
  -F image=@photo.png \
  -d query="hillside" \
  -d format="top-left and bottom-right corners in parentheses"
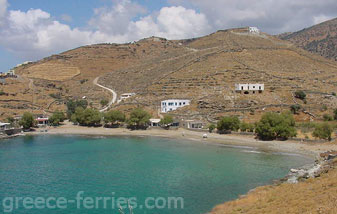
top-left (1, 27), bottom-right (337, 122)
top-left (279, 18), bottom-right (337, 61)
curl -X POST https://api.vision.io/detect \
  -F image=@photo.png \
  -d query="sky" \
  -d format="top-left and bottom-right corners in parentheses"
top-left (0, 0), bottom-right (336, 72)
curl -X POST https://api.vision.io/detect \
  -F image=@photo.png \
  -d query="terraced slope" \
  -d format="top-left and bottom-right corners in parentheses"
top-left (2, 28), bottom-right (337, 121)
top-left (279, 18), bottom-right (337, 61)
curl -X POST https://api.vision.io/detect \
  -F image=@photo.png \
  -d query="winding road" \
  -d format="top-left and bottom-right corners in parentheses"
top-left (93, 77), bottom-right (117, 112)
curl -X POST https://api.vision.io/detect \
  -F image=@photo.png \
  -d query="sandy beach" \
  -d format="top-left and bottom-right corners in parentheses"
top-left (26, 122), bottom-right (337, 159)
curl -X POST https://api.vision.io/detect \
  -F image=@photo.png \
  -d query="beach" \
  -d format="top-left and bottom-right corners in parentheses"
top-left (27, 122), bottom-right (337, 159)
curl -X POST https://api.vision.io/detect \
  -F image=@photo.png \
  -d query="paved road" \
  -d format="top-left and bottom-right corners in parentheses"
top-left (93, 77), bottom-right (117, 112)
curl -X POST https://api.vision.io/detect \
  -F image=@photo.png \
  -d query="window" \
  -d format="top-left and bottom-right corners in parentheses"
top-left (179, 102), bottom-right (182, 106)
top-left (183, 102), bottom-right (186, 105)
top-left (259, 86), bottom-right (261, 90)
top-left (241, 86), bottom-right (244, 90)
top-left (175, 102), bottom-right (177, 106)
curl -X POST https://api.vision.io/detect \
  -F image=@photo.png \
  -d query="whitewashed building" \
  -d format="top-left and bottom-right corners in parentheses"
top-left (235, 83), bottom-right (264, 94)
top-left (161, 99), bottom-right (190, 113)
top-left (249, 27), bottom-right (260, 34)
top-left (149, 119), bottom-right (161, 127)
top-left (117, 93), bottom-right (136, 103)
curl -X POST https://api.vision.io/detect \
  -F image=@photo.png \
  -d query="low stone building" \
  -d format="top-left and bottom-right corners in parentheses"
top-left (235, 83), bottom-right (264, 94)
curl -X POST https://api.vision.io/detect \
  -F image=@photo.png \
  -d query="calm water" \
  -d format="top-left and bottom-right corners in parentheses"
top-left (0, 135), bottom-right (312, 214)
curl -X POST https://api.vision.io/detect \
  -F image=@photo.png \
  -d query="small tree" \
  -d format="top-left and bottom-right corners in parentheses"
top-left (217, 116), bottom-right (240, 133)
top-left (72, 108), bottom-right (102, 126)
top-left (313, 123), bottom-right (332, 141)
top-left (255, 112), bottom-right (297, 140)
top-left (66, 99), bottom-right (88, 118)
top-left (240, 122), bottom-right (249, 132)
top-left (19, 112), bottom-right (35, 130)
top-left (160, 115), bottom-right (174, 127)
top-left (49, 111), bottom-right (66, 126)
top-left (208, 124), bottom-right (216, 133)
top-left (127, 108), bottom-right (151, 129)
top-left (290, 104), bottom-right (301, 114)
top-left (104, 110), bottom-right (125, 127)
top-left (100, 99), bottom-right (109, 107)
top-left (294, 90), bottom-right (306, 100)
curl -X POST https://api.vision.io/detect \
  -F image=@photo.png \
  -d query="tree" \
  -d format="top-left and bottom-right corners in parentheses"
top-left (100, 99), bottom-right (109, 107)
top-left (290, 104), bottom-right (301, 114)
top-left (49, 111), bottom-right (66, 126)
top-left (72, 108), bottom-right (102, 126)
top-left (208, 124), bottom-right (216, 133)
top-left (294, 90), bottom-right (306, 100)
top-left (313, 123), bottom-right (332, 141)
top-left (127, 108), bottom-right (151, 129)
top-left (255, 112), bottom-right (297, 140)
top-left (104, 110), bottom-right (125, 127)
top-left (217, 116), bottom-right (240, 133)
top-left (240, 122), bottom-right (255, 133)
top-left (19, 112), bottom-right (35, 130)
top-left (160, 115), bottom-right (174, 127)
top-left (66, 99), bottom-right (88, 118)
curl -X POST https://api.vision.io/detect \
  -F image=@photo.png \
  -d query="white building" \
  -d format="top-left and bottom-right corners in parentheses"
top-left (249, 27), bottom-right (260, 34)
top-left (0, 122), bottom-right (11, 131)
top-left (149, 119), bottom-right (161, 127)
top-left (161, 99), bottom-right (190, 113)
top-left (118, 93), bottom-right (136, 103)
top-left (235, 83), bottom-right (264, 94)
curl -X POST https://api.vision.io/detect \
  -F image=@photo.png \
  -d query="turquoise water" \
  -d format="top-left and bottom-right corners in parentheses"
top-left (0, 135), bottom-right (312, 214)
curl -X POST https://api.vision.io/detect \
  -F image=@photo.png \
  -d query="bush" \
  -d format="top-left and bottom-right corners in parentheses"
top-left (72, 108), bottom-right (102, 126)
top-left (217, 116), bottom-right (240, 133)
top-left (208, 124), bottom-right (216, 133)
top-left (290, 104), bottom-right (301, 114)
top-left (100, 99), bottom-right (109, 107)
top-left (49, 111), bottom-right (66, 126)
top-left (323, 114), bottom-right (334, 122)
top-left (334, 109), bottom-right (337, 120)
top-left (66, 99), bottom-right (88, 118)
top-left (104, 110), bottom-right (125, 126)
top-left (332, 92), bottom-right (336, 96)
top-left (19, 112), bottom-right (35, 130)
top-left (127, 108), bottom-right (151, 129)
top-left (0, 90), bottom-right (6, 96)
top-left (160, 115), bottom-right (174, 127)
top-left (313, 123), bottom-right (332, 141)
top-left (240, 122), bottom-right (255, 132)
top-left (294, 90), bottom-right (306, 100)
top-left (255, 112), bottom-right (297, 140)
top-left (80, 79), bottom-right (88, 84)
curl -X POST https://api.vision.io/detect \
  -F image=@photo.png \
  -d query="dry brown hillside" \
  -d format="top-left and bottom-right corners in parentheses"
top-left (279, 18), bottom-right (337, 61)
top-left (2, 27), bottom-right (337, 121)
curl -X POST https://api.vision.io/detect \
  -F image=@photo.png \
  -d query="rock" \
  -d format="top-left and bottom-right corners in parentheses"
top-left (290, 169), bottom-right (299, 173)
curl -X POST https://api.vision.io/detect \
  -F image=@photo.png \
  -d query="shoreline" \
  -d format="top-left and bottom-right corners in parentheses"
top-left (4, 123), bottom-right (337, 213)
top-left (25, 123), bottom-right (337, 159)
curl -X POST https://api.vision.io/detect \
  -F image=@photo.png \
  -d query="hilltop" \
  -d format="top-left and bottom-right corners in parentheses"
top-left (279, 18), bottom-right (337, 61)
top-left (1, 27), bottom-right (337, 122)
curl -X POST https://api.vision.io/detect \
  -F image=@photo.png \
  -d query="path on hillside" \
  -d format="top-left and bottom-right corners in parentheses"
top-left (93, 77), bottom-right (117, 112)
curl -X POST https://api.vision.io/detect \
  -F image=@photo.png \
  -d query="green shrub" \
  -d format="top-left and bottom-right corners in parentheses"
top-left (208, 124), bottom-right (216, 133)
top-left (290, 104), bottom-right (301, 114)
top-left (294, 90), bottom-right (306, 100)
top-left (66, 99), bottom-right (88, 118)
top-left (313, 123), bottom-right (332, 141)
top-left (100, 99), bottom-right (109, 107)
top-left (19, 112), bottom-right (35, 130)
top-left (334, 109), bottom-right (337, 120)
top-left (80, 79), bottom-right (88, 84)
top-left (0, 90), bottom-right (6, 96)
top-left (332, 92), bottom-right (336, 96)
top-left (217, 116), bottom-right (240, 133)
top-left (160, 115), bottom-right (174, 127)
top-left (49, 111), bottom-right (66, 126)
top-left (49, 93), bottom-right (62, 100)
top-left (255, 112), bottom-right (297, 140)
